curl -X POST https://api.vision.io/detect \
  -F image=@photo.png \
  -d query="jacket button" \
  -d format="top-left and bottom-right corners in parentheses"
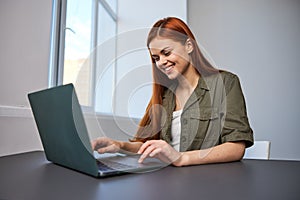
top-left (182, 136), bottom-right (187, 142)
top-left (182, 118), bottom-right (188, 125)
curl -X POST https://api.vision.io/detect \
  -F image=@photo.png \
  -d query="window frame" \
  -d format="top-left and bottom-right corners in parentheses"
top-left (49, 0), bottom-right (118, 112)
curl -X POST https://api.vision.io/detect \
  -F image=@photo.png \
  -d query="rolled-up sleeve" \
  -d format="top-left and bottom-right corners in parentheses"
top-left (221, 73), bottom-right (254, 148)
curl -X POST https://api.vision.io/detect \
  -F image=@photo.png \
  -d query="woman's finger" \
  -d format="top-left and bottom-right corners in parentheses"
top-left (91, 137), bottom-right (112, 150)
top-left (137, 140), bottom-right (153, 154)
top-left (149, 147), bottom-right (162, 157)
top-left (97, 144), bottom-right (119, 154)
top-left (138, 144), bottom-right (157, 163)
top-left (91, 138), bottom-right (104, 150)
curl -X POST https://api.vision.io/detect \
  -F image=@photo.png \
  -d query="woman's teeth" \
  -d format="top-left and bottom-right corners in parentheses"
top-left (165, 65), bottom-right (173, 72)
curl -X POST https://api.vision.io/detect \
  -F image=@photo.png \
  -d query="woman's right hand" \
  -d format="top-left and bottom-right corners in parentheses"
top-left (91, 137), bottom-right (123, 154)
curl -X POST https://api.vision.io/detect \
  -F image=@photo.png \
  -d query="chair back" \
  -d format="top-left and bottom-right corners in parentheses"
top-left (244, 141), bottom-right (271, 160)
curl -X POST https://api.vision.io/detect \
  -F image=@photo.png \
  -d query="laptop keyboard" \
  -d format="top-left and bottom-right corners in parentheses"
top-left (97, 160), bottom-right (137, 171)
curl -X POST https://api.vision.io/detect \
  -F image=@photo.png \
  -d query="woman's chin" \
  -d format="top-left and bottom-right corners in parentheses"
top-left (165, 71), bottom-right (179, 80)
top-left (166, 74), bottom-right (177, 80)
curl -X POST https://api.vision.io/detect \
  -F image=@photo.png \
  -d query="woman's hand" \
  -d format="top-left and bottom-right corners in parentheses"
top-left (137, 140), bottom-right (184, 166)
top-left (91, 137), bottom-right (122, 154)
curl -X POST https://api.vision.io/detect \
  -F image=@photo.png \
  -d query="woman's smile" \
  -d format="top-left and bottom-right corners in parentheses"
top-left (149, 37), bottom-right (192, 80)
top-left (163, 63), bottom-right (175, 74)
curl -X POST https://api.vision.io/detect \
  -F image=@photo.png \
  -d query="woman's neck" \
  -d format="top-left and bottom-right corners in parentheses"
top-left (174, 66), bottom-right (200, 111)
top-left (177, 65), bottom-right (200, 92)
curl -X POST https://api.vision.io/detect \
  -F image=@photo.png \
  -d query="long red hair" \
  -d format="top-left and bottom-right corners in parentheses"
top-left (131, 17), bottom-right (218, 142)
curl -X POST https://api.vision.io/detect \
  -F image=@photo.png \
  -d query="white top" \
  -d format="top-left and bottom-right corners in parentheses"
top-left (171, 109), bottom-right (182, 151)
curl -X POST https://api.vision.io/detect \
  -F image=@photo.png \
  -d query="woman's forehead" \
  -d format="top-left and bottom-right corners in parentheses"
top-left (149, 37), bottom-right (181, 51)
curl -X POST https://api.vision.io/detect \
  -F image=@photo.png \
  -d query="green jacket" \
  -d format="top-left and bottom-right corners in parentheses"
top-left (160, 71), bottom-right (254, 152)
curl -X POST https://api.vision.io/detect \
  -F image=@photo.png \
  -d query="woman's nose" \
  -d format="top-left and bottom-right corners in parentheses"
top-left (158, 56), bottom-right (167, 67)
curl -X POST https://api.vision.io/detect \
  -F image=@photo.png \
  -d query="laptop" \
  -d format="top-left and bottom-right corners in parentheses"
top-left (28, 84), bottom-right (165, 177)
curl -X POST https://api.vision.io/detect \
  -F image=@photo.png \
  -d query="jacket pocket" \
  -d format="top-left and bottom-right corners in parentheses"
top-left (188, 107), bottom-right (221, 145)
top-left (190, 107), bottom-right (220, 120)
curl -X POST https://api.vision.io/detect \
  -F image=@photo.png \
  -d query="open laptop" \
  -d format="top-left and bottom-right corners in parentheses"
top-left (28, 84), bottom-right (165, 177)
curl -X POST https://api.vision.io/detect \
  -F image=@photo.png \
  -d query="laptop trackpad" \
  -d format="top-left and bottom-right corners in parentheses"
top-left (94, 151), bottom-right (166, 170)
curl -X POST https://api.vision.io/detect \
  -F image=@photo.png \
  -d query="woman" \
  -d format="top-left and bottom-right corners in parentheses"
top-left (92, 17), bottom-right (253, 166)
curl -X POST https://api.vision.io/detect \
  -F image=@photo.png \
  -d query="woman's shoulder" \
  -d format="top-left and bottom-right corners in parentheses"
top-left (204, 69), bottom-right (239, 86)
top-left (219, 70), bottom-right (241, 84)
top-left (205, 69), bottom-right (241, 94)
top-left (219, 70), bottom-right (239, 80)
top-left (218, 70), bottom-right (243, 95)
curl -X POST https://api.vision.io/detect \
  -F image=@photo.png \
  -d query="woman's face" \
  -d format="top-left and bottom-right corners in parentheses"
top-left (149, 37), bottom-right (193, 80)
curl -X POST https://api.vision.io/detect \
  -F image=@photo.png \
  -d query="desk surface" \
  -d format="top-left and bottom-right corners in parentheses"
top-left (0, 151), bottom-right (299, 200)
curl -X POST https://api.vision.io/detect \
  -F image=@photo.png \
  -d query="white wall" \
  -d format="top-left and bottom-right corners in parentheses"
top-left (115, 0), bottom-right (187, 118)
top-left (188, 0), bottom-right (300, 160)
top-left (0, 0), bottom-right (51, 106)
top-left (0, 0), bottom-right (52, 156)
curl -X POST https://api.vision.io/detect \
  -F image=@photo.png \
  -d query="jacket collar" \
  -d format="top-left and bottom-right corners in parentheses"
top-left (162, 77), bottom-right (210, 113)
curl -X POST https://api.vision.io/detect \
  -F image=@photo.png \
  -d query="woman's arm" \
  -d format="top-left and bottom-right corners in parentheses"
top-left (174, 141), bottom-right (245, 166)
top-left (137, 140), bottom-right (245, 167)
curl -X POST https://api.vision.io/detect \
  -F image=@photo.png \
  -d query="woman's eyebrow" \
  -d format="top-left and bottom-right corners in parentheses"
top-left (160, 46), bottom-right (171, 53)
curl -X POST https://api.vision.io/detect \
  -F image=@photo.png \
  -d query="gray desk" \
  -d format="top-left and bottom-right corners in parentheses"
top-left (0, 151), bottom-right (299, 200)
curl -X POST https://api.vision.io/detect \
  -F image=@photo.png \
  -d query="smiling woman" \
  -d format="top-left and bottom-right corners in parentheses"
top-left (92, 17), bottom-right (254, 167)
top-left (149, 37), bottom-right (195, 81)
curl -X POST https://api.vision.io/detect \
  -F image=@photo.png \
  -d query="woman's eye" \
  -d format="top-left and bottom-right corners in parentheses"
top-left (163, 51), bottom-right (171, 56)
top-left (152, 56), bottom-right (159, 62)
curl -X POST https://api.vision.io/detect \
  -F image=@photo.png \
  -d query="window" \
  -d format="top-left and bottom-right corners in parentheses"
top-left (95, 0), bottom-right (118, 113)
top-left (50, 0), bottom-right (117, 113)
top-left (64, 0), bottom-right (93, 106)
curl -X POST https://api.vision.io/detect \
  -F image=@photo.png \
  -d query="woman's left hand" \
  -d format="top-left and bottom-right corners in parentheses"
top-left (137, 140), bottom-right (184, 166)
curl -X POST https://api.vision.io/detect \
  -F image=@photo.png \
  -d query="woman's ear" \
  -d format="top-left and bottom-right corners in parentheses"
top-left (185, 38), bottom-right (194, 54)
